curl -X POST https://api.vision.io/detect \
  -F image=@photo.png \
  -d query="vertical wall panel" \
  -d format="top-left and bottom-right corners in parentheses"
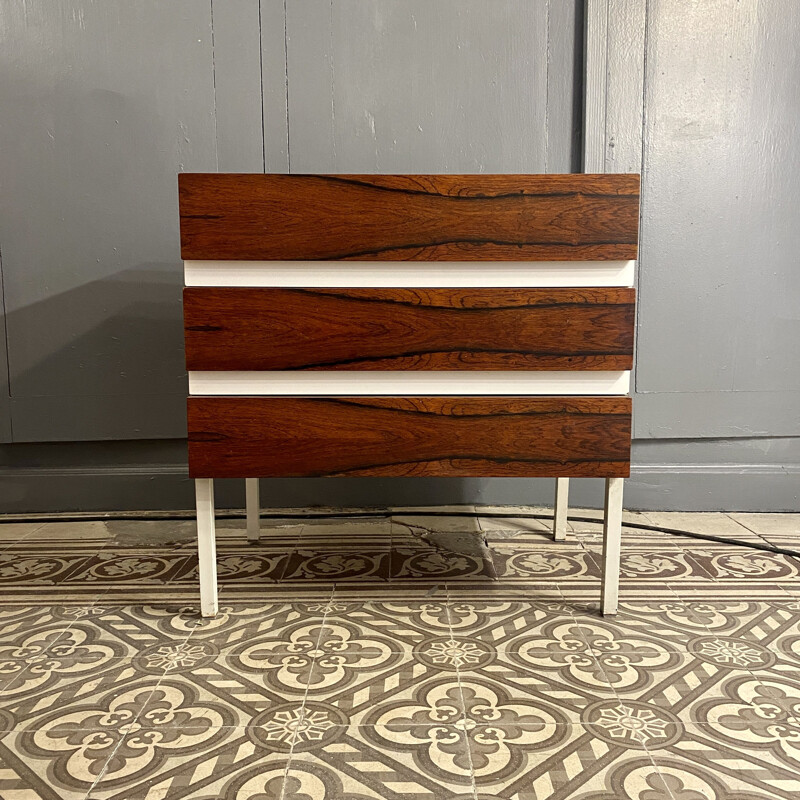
top-left (260, 0), bottom-right (290, 172)
top-left (634, 0), bottom-right (800, 436)
top-left (546, 1), bottom-right (584, 173)
top-left (211, 0), bottom-right (265, 172)
top-left (286, 0), bottom-right (552, 174)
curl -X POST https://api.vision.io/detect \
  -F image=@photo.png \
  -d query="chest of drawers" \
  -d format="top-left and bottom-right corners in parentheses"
top-left (179, 173), bottom-right (639, 617)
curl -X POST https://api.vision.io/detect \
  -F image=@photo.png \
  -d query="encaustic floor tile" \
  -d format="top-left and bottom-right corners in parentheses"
top-left (0, 510), bottom-right (798, 799)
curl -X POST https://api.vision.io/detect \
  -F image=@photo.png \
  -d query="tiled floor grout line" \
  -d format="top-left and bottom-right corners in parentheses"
top-left (443, 582), bottom-right (481, 800)
top-left (41, 538), bottom-right (203, 660)
top-left (0, 536), bottom-right (134, 695)
top-left (637, 721), bottom-right (800, 800)
top-left (79, 545), bottom-right (293, 799)
top-left (84, 583), bottom-right (333, 798)
top-left (0, 521), bottom-right (49, 554)
top-left (561, 606), bottom-right (800, 800)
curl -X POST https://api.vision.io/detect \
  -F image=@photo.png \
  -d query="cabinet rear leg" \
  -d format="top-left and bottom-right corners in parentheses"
top-left (246, 478), bottom-right (261, 542)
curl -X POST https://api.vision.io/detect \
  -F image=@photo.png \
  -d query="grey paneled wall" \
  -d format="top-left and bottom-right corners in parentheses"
top-left (0, 0), bottom-right (579, 446)
top-left (0, 0), bottom-right (796, 511)
top-left (285, 0), bottom-right (580, 174)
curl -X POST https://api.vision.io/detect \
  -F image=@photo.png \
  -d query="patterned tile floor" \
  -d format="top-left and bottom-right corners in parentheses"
top-left (0, 507), bottom-right (798, 798)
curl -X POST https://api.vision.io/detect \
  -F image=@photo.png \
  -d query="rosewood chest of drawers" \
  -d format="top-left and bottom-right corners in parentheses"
top-left (179, 173), bottom-right (639, 617)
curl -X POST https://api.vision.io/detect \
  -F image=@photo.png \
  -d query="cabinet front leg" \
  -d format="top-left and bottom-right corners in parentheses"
top-left (601, 477), bottom-right (624, 616)
top-left (195, 478), bottom-right (218, 618)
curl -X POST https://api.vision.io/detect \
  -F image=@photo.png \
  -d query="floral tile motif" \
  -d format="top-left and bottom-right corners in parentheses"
top-left (685, 548), bottom-right (800, 582)
top-left (174, 550), bottom-right (289, 584)
top-left (282, 549), bottom-right (391, 582)
top-left (679, 600), bottom-right (800, 652)
top-left (306, 648), bottom-right (466, 724)
top-left (0, 730), bottom-right (95, 800)
top-left (88, 729), bottom-right (290, 799)
top-left (0, 614), bottom-right (77, 694)
top-left (391, 546), bottom-right (496, 581)
top-left (464, 654), bottom-right (616, 722)
top-left (0, 552), bottom-right (95, 586)
top-left (4, 658), bottom-right (160, 732)
top-left (583, 547), bottom-right (718, 583)
top-left (467, 725), bottom-right (670, 799)
top-left (188, 600), bottom-right (329, 654)
top-left (448, 600), bottom-right (574, 642)
top-left (316, 600), bottom-right (453, 650)
top-left (569, 601), bottom-right (707, 650)
top-left (61, 552), bottom-right (193, 586)
top-left (492, 547), bottom-right (601, 581)
top-left (269, 725), bottom-right (475, 799)
top-left (644, 723), bottom-right (800, 799)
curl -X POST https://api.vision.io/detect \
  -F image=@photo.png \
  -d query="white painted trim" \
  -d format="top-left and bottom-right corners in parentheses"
top-left (188, 370), bottom-right (631, 396)
top-left (184, 260), bottom-right (635, 288)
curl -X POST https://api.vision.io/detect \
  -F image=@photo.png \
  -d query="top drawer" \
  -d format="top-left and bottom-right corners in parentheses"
top-left (184, 287), bottom-right (634, 371)
top-left (179, 173), bottom-right (639, 261)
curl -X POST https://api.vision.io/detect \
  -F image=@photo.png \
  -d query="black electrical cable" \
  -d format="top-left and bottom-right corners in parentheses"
top-left (0, 508), bottom-right (797, 558)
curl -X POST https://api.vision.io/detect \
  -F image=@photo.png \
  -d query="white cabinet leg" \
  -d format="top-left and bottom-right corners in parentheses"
top-left (554, 477), bottom-right (569, 541)
top-left (246, 478), bottom-right (261, 542)
top-left (195, 478), bottom-right (218, 618)
top-left (601, 477), bottom-right (624, 616)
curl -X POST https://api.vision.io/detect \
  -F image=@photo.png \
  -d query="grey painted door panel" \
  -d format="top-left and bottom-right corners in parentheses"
top-left (212, 0), bottom-right (266, 173)
top-left (636, 0), bottom-right (800, 436)
top-left (285, 0), bottom-right (577, 174)
top-left (0, 256), bottom-right (10, 443)
top-left (0, 1), bottom-right (219, 440)
top-left (261, 0), bottom-right (290, 173)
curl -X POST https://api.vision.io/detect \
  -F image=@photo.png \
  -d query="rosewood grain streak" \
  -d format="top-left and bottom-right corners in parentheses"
top-left (179, 174), bottom-right (640, 261)
top-left (184, 287), bottom-right (635, 371)
top-left (187, 396), bottom-right (632, 478)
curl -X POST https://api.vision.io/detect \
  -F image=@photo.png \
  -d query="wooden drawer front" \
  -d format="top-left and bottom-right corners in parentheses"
top-left (179, 173), bottom-right (640, 262)
top-left (187, 396), bottom-right (632, 479)
top-left (184, 288), bottom-right (635, 372)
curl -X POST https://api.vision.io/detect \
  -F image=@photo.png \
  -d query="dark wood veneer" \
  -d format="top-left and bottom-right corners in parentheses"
top-left (187, 396), bottom-right (632, 478)
top-left (184, 287), bottom-right (635, 371)
top-left (179, 173), bottom-right (640, 261)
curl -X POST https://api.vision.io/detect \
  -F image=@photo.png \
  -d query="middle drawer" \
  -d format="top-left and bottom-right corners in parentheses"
top-left (184, 287), bottom-right (634, 372)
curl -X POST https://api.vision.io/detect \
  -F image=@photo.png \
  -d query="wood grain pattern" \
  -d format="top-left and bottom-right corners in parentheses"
top-left (178, 173), bottom-right (640, 261)
top-left (187, 396), bottom-right (632, 478)
top-left (184, 287), bottom-right (635, 371)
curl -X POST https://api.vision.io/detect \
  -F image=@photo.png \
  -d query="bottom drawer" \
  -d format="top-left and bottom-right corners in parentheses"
top-left (187, 396), bottom-right (631, 479)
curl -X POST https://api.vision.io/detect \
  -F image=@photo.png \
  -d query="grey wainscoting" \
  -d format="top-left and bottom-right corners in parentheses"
top-left (0, 0), bottom-right (796, 512)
